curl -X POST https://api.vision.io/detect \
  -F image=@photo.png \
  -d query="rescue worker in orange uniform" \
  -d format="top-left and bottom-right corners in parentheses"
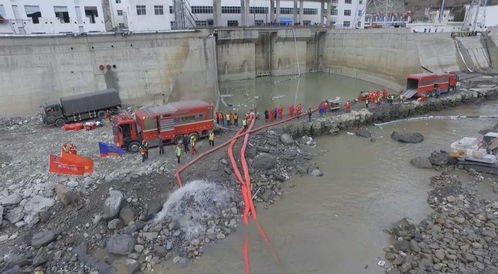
top-left (190, 134), bottom-right (197, 154)
top-left (345, 101), bottom-right (351, 112)
top-left (277, 105), bottom-right (283, 119)
top-left (139, 145), bottom-right (147, 162)
top-left (295, 104), bottom-right (302, 117)
top-left (323, 100), bottom-right (329, 113)
top-left (269, 109), bottom-right (274, 121)
top-left (219, 111), bottom-right (224, 126)
top-left (69, 144), bottom-right (77, 155)
top-left (288, 105), bottom-right (294, 117)
top-left (382, 89), bottom-right (389, 100)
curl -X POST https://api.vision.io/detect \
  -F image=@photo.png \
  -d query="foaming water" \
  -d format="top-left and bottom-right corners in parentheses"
top-left (154, 180), bottom-right (235, 240)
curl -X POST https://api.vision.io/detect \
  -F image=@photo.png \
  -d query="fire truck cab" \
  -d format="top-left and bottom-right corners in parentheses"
top-left (406, 73), bottom-right (458, 98)
top-left (113, 100), bottom-right (214, 152)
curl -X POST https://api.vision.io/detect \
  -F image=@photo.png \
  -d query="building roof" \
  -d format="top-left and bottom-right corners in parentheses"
top-left (140, 100), bottom-right (211, 115)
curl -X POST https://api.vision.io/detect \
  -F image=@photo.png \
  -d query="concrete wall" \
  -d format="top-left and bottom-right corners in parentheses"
top-left (321, 29), bottom-right (467, 90)
top-left (0, 30), bottom-right (217, 115)
top-left (488, 27), bottom-right (498, 74)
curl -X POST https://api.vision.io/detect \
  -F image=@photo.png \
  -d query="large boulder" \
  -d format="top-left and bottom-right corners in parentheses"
top-left (103, 190), bottom-right (123, 219)
top-left (54, 184), bottom-right (79, 206)
top-left (354, 128), bottom-right (372, 138)
top-left (119, 206), bottom-right (135, 225)
top-left (280, 134), bottom-right (294, 145)
top-left (391, 131), bottom-right (424, 144)
top-left (1, 194), bottom-right (22, 206)
top-left (6, 206), bottom-right (24, 224)
top-left (429, 150), bottom-right (450, 166)
top-left (252, 153), bottom-right (276, 170)
top-left (307, 166), bottom-right (324, 177)
top-left (31, 230), bottom-right (56, 248)
top-left (409, 157), bottom-right (433, 169)
top-left (106, 234), bottom-right (135, 255)
top-left (23, 195), bottom-right (55, 225)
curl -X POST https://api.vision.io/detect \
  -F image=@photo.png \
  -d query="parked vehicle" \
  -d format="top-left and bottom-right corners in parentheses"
top-left (112, 100), bottom-right (214, 153)
top-left (403, 73), bottom-right (458, 99)
top-left (42, 88), bottom-right (121, 127)
top-left (326, 97), bottom-right (342, 111)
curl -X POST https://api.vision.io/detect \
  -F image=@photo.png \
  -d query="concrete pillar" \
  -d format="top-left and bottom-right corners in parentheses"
top-left (293, 0), bottom-right (298, 25)
top-left (246, 0), bottom-right (250, 26)
top-left (320, 0), bottom-right (324, 26)
top-left (213, 0), bottom-right (221, 27)
top-left (241, 0), bottom-right (246, 26)
top-left (276, 0), bottom-right (280, 24)
top-left (299, 0), bottom-right (304, 25)
top-left (270, 0), bottom-right (275, 24)
top-left (326, 0), bottom-right (331, 26)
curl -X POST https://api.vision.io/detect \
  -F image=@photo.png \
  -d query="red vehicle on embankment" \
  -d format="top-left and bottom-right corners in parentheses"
top-left (406, 73), bottom-right (458, 97)
top-left (112, 100), bottom-right (214, 152)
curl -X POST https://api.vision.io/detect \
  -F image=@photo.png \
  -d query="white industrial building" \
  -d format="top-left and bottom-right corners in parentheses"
top-left (0, 0), bottom-right (105, 34)
top-left (0, 0), bottom-right (365, 34)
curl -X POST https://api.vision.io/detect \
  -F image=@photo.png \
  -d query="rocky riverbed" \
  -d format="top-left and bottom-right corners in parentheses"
top-left (1, 73), bottom-right (498, 273)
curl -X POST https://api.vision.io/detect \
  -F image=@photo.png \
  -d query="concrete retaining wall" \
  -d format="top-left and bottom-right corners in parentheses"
top-left (488, 27), bottom-right (498, 74)
top-left (0, 30), bottom-right (218, 115)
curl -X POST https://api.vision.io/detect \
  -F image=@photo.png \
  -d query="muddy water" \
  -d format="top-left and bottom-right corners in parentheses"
top-left (157, 100), bottom-right (498, 274)
top-left (219, 72), bottom-right (386, 114)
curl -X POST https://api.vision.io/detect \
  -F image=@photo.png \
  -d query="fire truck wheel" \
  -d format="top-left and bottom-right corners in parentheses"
top-left (188, 132), bottom-right (199, 142)
top-left (55, 119), bottom-right (65, 127)
top-left (127, 141), bottom-right (140, 153)
top-left (97, 110), bottom-right (106, 119)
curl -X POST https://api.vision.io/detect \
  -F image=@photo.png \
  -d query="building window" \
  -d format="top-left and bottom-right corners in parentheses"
top-left (280, 7), bottom-right (293, 14)
top-left (116, 0), bottom-right (121, 3)
top-left (357, 21), bottom-right (361, 27)
top-left (250, 7), bottom-right (267, 14)
top-left (192, 6), bottom-right (213, 14)
top-left (303, 20), bottom-right (311, 26)
top-left (227, 20), bottom-right (238, 26)
top-left (136, 5), bottom-right (146, 15)
top-left (169, 6), bottom-right (173, 14)
top-left (358, 10), bottom-right (362, 16)
top-left (343, 21), bottom-right (350, 27)
top-left (154, 5), bottom-right (164, 15)
top-left (25, 5), bottom-right (42, 24)
top-left (344, 10), bottom-right (351, 16)
top-left (84, 7), bottom-right (98, 23)
top-left (365, 16), bottom-right (370, 22)
top-left (331, 8), bottom-right (338, 15)
top-left (222, 6), bottom-right (240, 14)
top-left (345, 0), bottom-right (352, 4)
top-left (303, 8), bottom-right (317, 15)
top-left (359, 0), bottom-right (363, 4)
top-left (117, 10), bottom-right (123, 16)
top-left (54, 6), bottom-right (70, 23)
top-left (255, 19), bottom-right (264, 25)
top-left (195, 20), bottom-right (207, 27)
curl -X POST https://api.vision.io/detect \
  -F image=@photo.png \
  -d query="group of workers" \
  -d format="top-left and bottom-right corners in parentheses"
top-left (61, 143), bottom-right (78, 154)
top-left (263, 104), bottom-right (303, 122)
top-left (216, 111), bottom-right (254, 129)
top-left (173, 130), bottom-right (216, 164)
top-left (361, 89), bottom-right (398, 108)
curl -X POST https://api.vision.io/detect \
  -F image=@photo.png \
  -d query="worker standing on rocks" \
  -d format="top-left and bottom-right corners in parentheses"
top-left (273, 107), bottom-right (278, 120)
top-left (69, 144), bottom-right (77, 155)
top-left (62, 143), bottom-right (69, 153)
top-left (190, 134), bottom-right (197, 154)
top-left (226, 112), bottom-right (232, 126)
top-left (345, 101), bottom-right (351, 112)
top-left (400, 94), bottom-right (405, 104)
top-left (183, 135), bottom-right (189, 153)
top-left (233, 113), bottom-right (239, 126)
top-left (288, 105), bottom-right (294, 117)
top-left (175, 144), bottom-right (182, 164)
top-left (219, 111), bottom-right (225, 126)
top-left (140, 144), bottom-right (147, 162)
top-left (242, 117), bottom-right (248, 130)
top-left (159, 137), bottom-right (164, 155)
top-left (296, 104), bottom-right (302, 117)
top-left (323, 100), bottom-right (329, 113)
top-left (209, 130), bottom-right (215, 147)
top-left (142, 141), bottom-right (149, 160)
top-left (308, 108), bottom-right (313, 122)
top-left (365, 99), bottom-right (370, 108)
top-left (264, 109), bottom-right (269, 122)
top-left (277, 104), bottom-right (283, 119)
top-left (269, 108), bottom-right (274, 121)
top-left (216, 111), bottom-right (220, 124)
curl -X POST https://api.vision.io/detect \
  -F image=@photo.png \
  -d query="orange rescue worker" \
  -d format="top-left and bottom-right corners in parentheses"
top-left (323, 100), bottom-right (329, 112)
top-left (345, 101), bottom-right (351, 112)
top-left (376, 91), bottom-right (381, 103)
top-left (219, 111), bottom-right (225, 126)
top-left (295, 104), bottom-right (302, 117)
top-left (106, 110), bottom-right (112, 121)
top-left (69, 144), bottom-right (77, 155)
top-left (277, 104), bottom-right (283, 119)
top-left (269, 109), bottom-right (274, 121)
top-left (190, 134), bottom-right (197, 154)
top-left (288, 105), bottom-right (295, 117)
top-left (139, 145), bottom-right (146, 162)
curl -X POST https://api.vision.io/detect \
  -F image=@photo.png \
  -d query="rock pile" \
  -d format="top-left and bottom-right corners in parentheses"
top-left (384, 171), bottom-right (498, 273)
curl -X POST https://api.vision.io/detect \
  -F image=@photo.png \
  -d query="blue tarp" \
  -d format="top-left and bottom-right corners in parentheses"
top-left (280, 18), bottom-right (292, 25)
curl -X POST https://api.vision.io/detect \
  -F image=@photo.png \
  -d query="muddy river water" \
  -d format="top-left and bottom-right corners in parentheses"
top-left (158, 74), bottom-right (498, 274)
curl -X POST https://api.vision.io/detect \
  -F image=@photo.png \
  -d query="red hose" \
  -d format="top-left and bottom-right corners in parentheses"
top-left (240, 119), bottom-right (257, 220)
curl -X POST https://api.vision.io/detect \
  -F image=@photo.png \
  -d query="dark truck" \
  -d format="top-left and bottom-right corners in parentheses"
top-left (42, 88), bottom-right (121, 127)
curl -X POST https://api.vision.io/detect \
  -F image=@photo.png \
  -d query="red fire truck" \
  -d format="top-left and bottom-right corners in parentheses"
top-left (406, 73), bottom-right (458, 98)
top-left (112, 100), bottom-right (214, 152)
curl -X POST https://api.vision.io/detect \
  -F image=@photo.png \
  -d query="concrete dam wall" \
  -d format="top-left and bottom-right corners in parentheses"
top-left (0, 30), bottom-right (218, 115)
top-left (1, 27), bottom-right (496, 116)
